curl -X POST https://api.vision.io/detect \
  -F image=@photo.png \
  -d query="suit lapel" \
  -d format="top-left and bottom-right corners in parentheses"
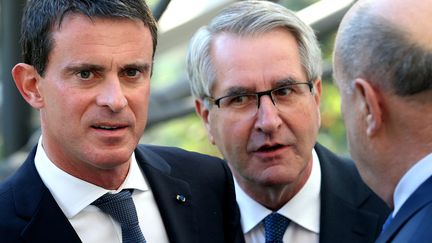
top-left (13, 146), bottom-right (81, 242)
top-left (21, 190), bottom-right (82, 242)
top-left (319, 188), bottom-right (383, 243)
top-left (376, 175), bottom-right (432, 243)
top-left (135, 145), bottom-right (198, 243)
top-left (316, 144), bottom-right (384, 243)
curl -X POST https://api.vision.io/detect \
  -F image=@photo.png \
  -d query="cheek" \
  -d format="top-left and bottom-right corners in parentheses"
top-left (207, 113), bottom-right (226, 145)
top-left (296, 103), bottom-right (320, 129)
top-left (209, 114), bottom-right (249, 152)
top-left (46, 90), bottom-right (82, 120)
top-left (129, 93), bottom-right (149, 120)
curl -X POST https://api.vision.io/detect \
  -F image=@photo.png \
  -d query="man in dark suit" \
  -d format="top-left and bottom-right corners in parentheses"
top-left (0, 1), bottom-right (243, 242)
top-left (333, 0), bottom-right (432, 242)
top-left (186, 1), bottom-right (390, 242)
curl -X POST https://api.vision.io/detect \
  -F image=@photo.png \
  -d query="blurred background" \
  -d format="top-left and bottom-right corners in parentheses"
top-left (0, 0), bottom-right (354, 179)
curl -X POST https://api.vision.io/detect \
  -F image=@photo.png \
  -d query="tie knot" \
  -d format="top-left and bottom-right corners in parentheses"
top-left (92, 189), bottom-right (146, 243)
top-left (93, 189), bottom-right (133, 205)
top-left (263, 213), bottom-right (290, 243)
top-left (93, 190), bottom-right (137, 226)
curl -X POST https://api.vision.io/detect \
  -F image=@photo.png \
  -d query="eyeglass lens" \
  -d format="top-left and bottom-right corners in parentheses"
top-left (216, 83), bottom-right (312, 119)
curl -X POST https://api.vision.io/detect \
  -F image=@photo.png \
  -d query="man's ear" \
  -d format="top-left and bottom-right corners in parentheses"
top-left (312, 78), bottom-right (322, 127)
top-left (194, 99), bottom-right (215, 144)
top-left (353, 78), bottom-right (382, 136)
top-left (312, 78), bottom-right (322, 105)
top-left (11, 63), bottom-right (44, 109)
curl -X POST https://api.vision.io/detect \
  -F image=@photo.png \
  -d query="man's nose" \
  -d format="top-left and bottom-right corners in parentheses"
top-left (96, 76), bottom-right (128, 112)
top-left (254, 95), bottom-right (282, 133)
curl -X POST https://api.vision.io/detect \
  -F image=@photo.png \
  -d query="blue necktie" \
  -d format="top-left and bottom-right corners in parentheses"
top-left (263, 212), bottom-right (290, 243)
top-left (93, 190), bottom-right (146, 243)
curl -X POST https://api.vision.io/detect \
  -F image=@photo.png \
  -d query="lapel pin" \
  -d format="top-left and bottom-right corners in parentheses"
top-left (176, 194), bottom-right (187, 203)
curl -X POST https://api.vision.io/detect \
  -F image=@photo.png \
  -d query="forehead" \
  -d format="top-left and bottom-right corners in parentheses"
top-left (47, 13), bottom-right (153, 67)
top-left (210, 28), bottom-right (306, 92)
top-left (52, 13), bottom-right (151, 51)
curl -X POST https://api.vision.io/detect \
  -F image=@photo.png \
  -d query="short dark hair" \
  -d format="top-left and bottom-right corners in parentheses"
top-left (21, 0), bottom-right (158, 76)
top-left (335, 5), bottom-right (432, 96)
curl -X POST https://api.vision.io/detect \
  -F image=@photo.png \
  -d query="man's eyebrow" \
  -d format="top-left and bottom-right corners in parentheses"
top-left (276, 77), bottom-right (302, 86)
top-left (64, 63), bottom-right (105, 73)
top-left (121, 63), bottom-right (151, 73)
top-left (217, 77), bottom-right (307, 97)
top-left (63, 62), bottom-right (152, 74)
top-left (223, 86), bottom-right (255, 97)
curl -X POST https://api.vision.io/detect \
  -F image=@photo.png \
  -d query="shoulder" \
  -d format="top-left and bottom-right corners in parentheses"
top-left (0, 145), bottom-right (46, 224)
top-left (136, 144), bottom-right (225, 166)
top-left (316, 143), bottom-right (365, 187)
top-left (392, 177), bottom-right (432, 240)
top-left (315, 143), bottom-right (356, 172)
top-left (0, 161), bottom-right (24, 204)
top-left (137, 144), bottom-right (222, 162)
top-left (394, 202), bottom-right (432, 241)
top-left (315, 143), bottom-right (390, 211)
top-left (0, 178), bottom-right (14, 207)
top-left (135, 144), bottom-right (230, 178)
top-left (0, 173), bottom-right (27, 238)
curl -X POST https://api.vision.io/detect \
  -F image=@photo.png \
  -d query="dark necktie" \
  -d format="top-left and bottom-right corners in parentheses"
top-left (92, 189), bottom-right (146, 243)
top-left (263, 212), bottom-right (290, 243)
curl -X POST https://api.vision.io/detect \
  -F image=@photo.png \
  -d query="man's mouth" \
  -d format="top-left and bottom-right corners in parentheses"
top-left (92, 124), bottom-right (127, 130)
top-left (257, 144), bottom-right (285, 152)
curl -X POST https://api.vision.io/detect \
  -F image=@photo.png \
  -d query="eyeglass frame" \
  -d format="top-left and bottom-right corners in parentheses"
top-left (205, 81), bottom-right (314, 110)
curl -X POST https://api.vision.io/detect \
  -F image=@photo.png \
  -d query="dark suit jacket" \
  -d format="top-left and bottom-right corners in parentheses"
top-left (376, 175), bottom-right (432, 243)
top-left (315, 144), bottom-right (390, 243)
top-left (0, 144), bottom-right (244, 243)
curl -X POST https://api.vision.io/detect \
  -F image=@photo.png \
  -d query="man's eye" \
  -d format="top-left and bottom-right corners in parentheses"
top-left (224, 95), bottom-right (254, 107)
top-left (124, 69), bottom-right (140, 78)
top-left (273, 86), bottom-right (293, 97)
top-left (77, 70), bottom-right (93, 80)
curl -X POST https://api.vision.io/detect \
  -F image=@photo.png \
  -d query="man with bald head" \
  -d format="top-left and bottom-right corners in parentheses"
top-left (333, 0), bottom-right (432, 242)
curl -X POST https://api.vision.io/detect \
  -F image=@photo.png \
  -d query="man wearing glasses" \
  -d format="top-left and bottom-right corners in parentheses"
top-left (187, 1), bottom-right (389, 242)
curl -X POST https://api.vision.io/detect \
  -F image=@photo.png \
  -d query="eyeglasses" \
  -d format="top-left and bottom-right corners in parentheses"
top-left (206, 82), bottom-right (313, 119)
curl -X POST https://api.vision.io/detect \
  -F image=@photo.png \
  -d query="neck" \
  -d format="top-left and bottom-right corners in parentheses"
top-left (367, 95), bottom-right (432, 208)
top-left (238, 160), bottom-right (312, 211)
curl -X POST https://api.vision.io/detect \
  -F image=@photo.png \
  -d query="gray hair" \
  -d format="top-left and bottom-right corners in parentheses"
top-left (186, 0), bottom-right (322, 101)
top-left (334, 4), bottom-right (432, 96)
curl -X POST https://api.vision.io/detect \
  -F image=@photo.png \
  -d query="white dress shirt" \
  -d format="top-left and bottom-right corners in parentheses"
top-left (34, 136), bottom-right (169, 243)
top-left (235, 149), bottom-right (321, 243)
top-left (392, 152), bottom-right (432, 217)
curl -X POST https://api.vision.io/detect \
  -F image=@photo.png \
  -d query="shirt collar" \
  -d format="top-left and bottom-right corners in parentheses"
top-left (34, 136), bottom-right (148, 218)
top-left (235, 149), bottom-right (321, 234)
top-left (393, 152), bottom-right (432, 217)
